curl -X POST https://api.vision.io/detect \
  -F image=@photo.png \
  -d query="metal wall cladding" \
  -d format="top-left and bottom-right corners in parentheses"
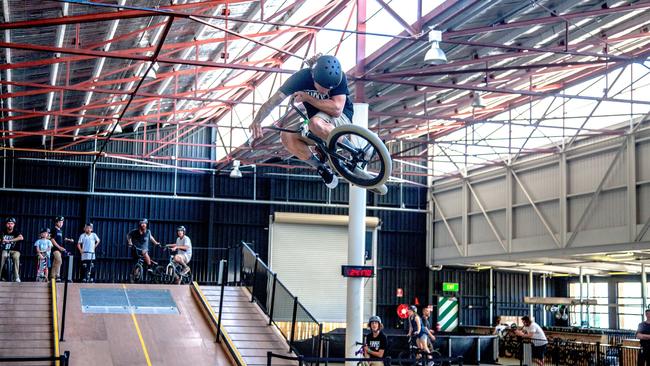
top-left (638, 140), bottom-right (650, 182)
top-left (469, 210), bottom-right (506, 244)
top-left (639, 185), bottom-right (650, 226)
top-left (513, 201), bottom-right (560, 238)
top-left (13, 161), bottom-right (87, 190)
top-left (377, 268), bottom-right (428, 329)
top-left (469, 178), bottom-right (506, 212)
top-left (568, 148), bottom-right (626, 195)
top-left (514, 165), bottom-right (560, 205)
top-left (434, 189), bottom-right (463, 219)
top-left (433, 217), bottom-right (461, 248)
top-left (568, 189), bottom-right (627, 231)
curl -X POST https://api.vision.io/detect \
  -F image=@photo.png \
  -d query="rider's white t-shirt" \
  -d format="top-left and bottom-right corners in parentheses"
top-left (176, 236), bottom-right (192, 257)
top-left (78, 233), bottom-right (100, 260)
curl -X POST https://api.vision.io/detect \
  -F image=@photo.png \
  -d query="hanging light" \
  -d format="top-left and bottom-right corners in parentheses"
top-left (472, 93), bottom-right (486, 109)
top-left (230, 160), bottom-right (243, 178)
top-left (424, 30), bottom-right (447, 65)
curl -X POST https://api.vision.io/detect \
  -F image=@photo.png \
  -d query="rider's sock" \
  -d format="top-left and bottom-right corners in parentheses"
top-left (305, 155), bottom-right (325, 169)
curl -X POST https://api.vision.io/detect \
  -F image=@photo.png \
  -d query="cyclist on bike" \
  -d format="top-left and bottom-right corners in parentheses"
top-left (363, 315), bottom-right (387, 366)
top-left (127, 219), bottom-right (160, 272)
top-left (421, 307), bottom-right (436, 346)
top-left (1, 217), bottom-right (24, 282)
top-left (167, 225), bottom-right (192, 276)
top-left (407, 305), bottom-right (430, 358)
top-left (250, 54), bottom-right (352, 190)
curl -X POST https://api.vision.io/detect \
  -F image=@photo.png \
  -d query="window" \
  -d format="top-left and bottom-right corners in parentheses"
top-left (569, 282), bottom-right (609, 328)
top-left (617, 282), bottom-right (646, 331)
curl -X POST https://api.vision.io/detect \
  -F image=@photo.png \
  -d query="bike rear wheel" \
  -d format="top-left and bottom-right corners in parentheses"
top-left (130, 264), bottom-right (143, 283)
top-left (327, 124), bottom-right (392, 188)
top-left (397, 351), bottom-right (417, 366)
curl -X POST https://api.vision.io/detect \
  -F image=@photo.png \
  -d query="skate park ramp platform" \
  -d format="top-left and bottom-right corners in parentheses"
top-left (55, 283), bottom-right (232, 366)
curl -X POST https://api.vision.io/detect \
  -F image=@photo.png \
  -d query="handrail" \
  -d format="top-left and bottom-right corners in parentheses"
top-left (239, 241), bottom-right (322, 358)
top-left (51, 280), bottom-right (60, 366)
top-left (190, 281), bottom-right (246, 366)
top-left (265, 351), bottom-right (465, 366)
top-left (0, 352), bottom-right (71, 365)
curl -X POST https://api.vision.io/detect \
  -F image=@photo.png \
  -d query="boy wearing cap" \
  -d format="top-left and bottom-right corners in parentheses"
top-left (1, 217), bottom-right (24, 282)
top-left (34, 228), bottom-right (53, 280)
top-left (364, 315), bottom-right (387, 366)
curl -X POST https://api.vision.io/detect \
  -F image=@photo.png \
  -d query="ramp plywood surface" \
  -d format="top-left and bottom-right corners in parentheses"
top-left (0, 282), bottom-right (53, 364)
top-left (55, 283), bottom-right (232, 366)
top-left (201, 286), bottom-right (298, 366)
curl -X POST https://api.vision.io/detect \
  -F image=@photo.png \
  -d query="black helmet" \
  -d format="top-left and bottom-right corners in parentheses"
top-left (40, 227), bottom-right (50, 234)
top-left (5, 217), bottom-right (16, 223)
top-left (139, 218), bottom-right (149, 225)
top-left (176, 225), bottom-right (186, 232)
top-left (368, 315), bottom-right (382, 325)
top-left (55, 216), bottom-right (64, 222)
top-left (85, 222), bottom-right (93, 228)
top-left (408, 305), bottom-right (417, 312)
top-left (311, 55), bottom-right (342, 89)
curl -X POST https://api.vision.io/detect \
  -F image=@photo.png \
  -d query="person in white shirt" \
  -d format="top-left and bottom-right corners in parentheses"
top-left (167, 225), bottom-right (192, 276)
top-left (514, 315), bottom-right (547, 366)
top-left (77, 223), bottom-right (100, 280)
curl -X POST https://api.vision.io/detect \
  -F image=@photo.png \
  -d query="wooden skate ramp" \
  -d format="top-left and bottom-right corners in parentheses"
top-left (55, 283), bottom-right (232, 366)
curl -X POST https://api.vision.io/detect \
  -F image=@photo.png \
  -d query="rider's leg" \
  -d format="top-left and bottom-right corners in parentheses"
top-left (51, 251), bottom-right (62, 280)
top-left (281, 131), bottom-right (338, 188)
top-left (143, 251), bottom-right (151, 267)
top-left (11, 251), bottom-right (20, 281)
top-left (0, 251), bottom-right (7, 279)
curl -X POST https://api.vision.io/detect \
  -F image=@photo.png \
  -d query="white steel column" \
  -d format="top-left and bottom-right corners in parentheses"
top-left (542, 275), bottom-right (547, 326)
top-left (346, 103), bottom-right (368, 366)
top-left (529, 270), bottom-right (534, 317)
top-left (642, 264), bottom-right (647, 319)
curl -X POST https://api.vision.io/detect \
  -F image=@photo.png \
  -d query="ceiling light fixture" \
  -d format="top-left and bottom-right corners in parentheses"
top-left (424, 29), bottom-right (447, 65)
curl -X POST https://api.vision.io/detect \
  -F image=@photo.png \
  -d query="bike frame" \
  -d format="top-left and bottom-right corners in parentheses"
top-left (1, 246), bottom-right (14, 282)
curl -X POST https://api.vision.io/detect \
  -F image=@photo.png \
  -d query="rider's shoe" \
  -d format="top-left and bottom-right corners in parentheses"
top-left (14, 276), bottom-right (20, 283)
top-left (180, 267), bottom-right (190, 276)
top-left (317, 165), bottom-right (339, 189)
top-left (368, 184), bottom-right (388, 195)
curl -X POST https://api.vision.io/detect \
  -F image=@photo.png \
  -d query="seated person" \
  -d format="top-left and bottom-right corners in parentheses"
top-left (0, 217), bottom-right (24, 282)
top-left (167, 225), bottom-right (192, 277)
top-left (364, 315), bottom-right (387, 366)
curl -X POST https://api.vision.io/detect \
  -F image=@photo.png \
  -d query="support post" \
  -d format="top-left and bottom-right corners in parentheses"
top-left (529, 270), bottom-right (534, 317)
top-left (216, 260), bottom-right (227, 343)
top-left (642, 264), bottom-right (647, 318)
top-left (346, 102), bottom-right (368, 366)
top-left (59, 253), bottom-right (71, 342)
top-left (542, 275), bottom-right (547, 326)
top-left (579, 267), bottom-right (584, 326)
top-left (269, 272), bottom-right (277, 325)
top-left (489, 268), bottom-right (494, 324)
top-left (586, 274), bottom-right (591, 327)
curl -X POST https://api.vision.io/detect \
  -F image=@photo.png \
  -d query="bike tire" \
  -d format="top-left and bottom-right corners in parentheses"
top-left (327, 124), bottom-right (392, 188)
top-left (130, 264), bottom-right (143, 284)
top-left (397, 351), bottom-right (416, 366)
top-left (180, 272), bottom-right (192, 285)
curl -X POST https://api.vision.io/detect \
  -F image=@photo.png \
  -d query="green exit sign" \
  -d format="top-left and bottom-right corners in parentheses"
top-left (442, 282), bottom-right (459, 292)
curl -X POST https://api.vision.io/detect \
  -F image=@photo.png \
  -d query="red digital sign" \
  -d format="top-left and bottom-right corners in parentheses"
top-left (341, 265), bottom-right (375, 278)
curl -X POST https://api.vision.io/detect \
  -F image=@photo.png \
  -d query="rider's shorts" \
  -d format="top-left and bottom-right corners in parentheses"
top-left (131, 245), bottom-right (148, 259)
top-left (178, 252), bottom-right (191, 264)
top-left (313, 111), bottom-right (351, 127)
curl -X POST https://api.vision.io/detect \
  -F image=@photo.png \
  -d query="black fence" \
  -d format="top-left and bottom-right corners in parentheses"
top-left (239, 241), bottom-right (323, 360)
top-left (503, 337), bottom-right (641, 366)
top-left (0, 351), bottom-right (71, 365)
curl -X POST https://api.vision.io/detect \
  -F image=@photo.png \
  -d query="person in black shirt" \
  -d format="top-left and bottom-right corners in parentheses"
top-left (364, 315), bottom-right (388, 366)
top-left (0, 217), bottom-right (24, 282)
top-left (637, 309), bottom-right (650, 366)
top-left (126, 218), bottom-right (160, 273)
top-left (50, 216), bottom-right (74, 281)
top-left (250, 54), bottom-right (352, 190)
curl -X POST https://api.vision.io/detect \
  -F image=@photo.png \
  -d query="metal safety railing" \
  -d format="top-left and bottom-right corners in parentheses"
top-left (0, 351), bottom-right (71, 365)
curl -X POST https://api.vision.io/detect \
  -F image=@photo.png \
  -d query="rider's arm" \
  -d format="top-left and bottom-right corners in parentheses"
top-left (298, 93), bottom-right (346, 117)
top-left (126, 233), bottom-right (133, 246)
top-left (13, 234), bottom-right (24, 242)
top-left (150, 235), bottom-right (159, 246)
top-left (250, 90), bottom-right (287, 139)
top-left (50, 237), bottom-right (65, 251)
top-left (415, 316), bottom-right (421, 333)
top-left (366, 348), bottom-right (384, 358)
top-left (94, 235), bottom-right (100, 248)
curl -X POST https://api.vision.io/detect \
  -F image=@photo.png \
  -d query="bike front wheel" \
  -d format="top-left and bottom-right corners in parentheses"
top-left (397, 351), bottom-right (417, 366)
top-left (130, 264), bottom-right (143, 283)
top-left (327, 124), bottom-right (392, 188)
